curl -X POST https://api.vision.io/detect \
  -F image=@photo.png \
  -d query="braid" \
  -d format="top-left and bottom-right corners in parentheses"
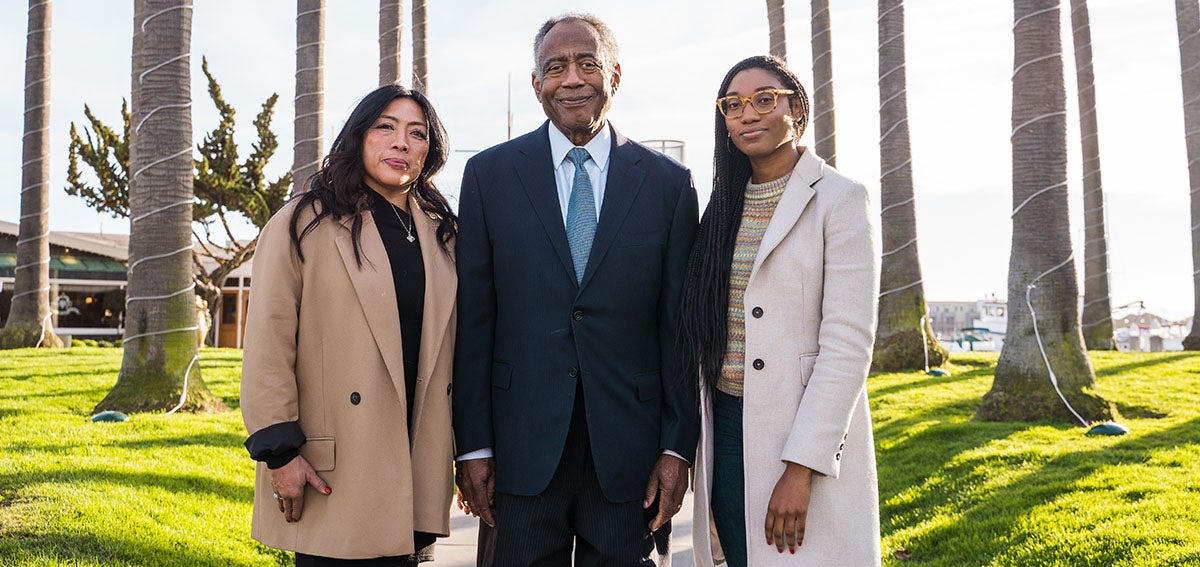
top-left (678, 55), bottom-right (809, 392)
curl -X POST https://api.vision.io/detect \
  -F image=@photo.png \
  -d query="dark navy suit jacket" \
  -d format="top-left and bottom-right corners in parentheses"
top-left (453, 122), bottom-right (700, 503)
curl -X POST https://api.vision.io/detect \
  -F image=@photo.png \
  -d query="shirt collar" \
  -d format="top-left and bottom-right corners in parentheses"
top-left (548, 121), bottom-right (612, 171)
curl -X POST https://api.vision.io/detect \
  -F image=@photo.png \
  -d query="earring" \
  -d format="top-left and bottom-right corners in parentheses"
top-left (726, 133), bottom-right (737, 155)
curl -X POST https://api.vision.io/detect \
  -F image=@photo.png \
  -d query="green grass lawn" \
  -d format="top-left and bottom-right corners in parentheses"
top-left (1, 348), bottom-right (1198, 566)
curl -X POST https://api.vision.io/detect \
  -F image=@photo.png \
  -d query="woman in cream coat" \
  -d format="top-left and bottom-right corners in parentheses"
top-left (241, 84), bottom-right (458, 565)
top-left (681, 56), bottom-right (882, 566)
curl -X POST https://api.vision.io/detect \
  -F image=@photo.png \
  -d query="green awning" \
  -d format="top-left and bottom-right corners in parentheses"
top-left (0, 253), bottom-right (126, 273)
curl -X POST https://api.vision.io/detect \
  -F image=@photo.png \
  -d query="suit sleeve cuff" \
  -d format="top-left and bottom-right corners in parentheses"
top-left (457, 448), bottom-right (494, 461)
top-left (245, 421), bottom-right (306, 469)
top-left (662, 449), bottom-right (690, 465)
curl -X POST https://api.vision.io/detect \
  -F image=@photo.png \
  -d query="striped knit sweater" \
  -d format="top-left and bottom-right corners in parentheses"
top-left (717, 173), bottom-right (791, 397)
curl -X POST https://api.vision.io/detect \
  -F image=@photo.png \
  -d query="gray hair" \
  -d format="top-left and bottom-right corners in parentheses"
top-left (532, 13), bottom-right (620, 76)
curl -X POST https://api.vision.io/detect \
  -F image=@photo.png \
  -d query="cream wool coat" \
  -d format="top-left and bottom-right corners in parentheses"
top-left (693, 151), bottom-right (882, 567)
top-left (241, 195), bottom-right (456, 559)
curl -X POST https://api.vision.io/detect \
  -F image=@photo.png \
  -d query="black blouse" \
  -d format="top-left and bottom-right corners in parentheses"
top-left (368, 189), bottom-right (426, 430)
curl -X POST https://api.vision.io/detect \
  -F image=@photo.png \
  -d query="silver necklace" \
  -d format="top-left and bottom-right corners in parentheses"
top-left (388, 201), bottom-right (416, 243)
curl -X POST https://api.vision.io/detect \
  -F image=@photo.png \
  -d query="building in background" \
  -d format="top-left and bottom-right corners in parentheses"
top-left (0, 220), bottom-right (127, 338)
top-left (2, 220), bottom-right (252, 346)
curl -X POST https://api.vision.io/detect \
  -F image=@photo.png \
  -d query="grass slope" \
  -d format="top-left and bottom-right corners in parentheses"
top-left (0, 347), bottom-right (287, 566)
top-left (874, 351), bottom-right (1200, 566)
top-left (1, 348), bottom-right (1198, 565)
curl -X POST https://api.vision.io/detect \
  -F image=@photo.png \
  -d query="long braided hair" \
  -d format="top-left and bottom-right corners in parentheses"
top-left (678, 55), bottom-right (810, 390)
top-left (288, 84), bottom-right (457, 266)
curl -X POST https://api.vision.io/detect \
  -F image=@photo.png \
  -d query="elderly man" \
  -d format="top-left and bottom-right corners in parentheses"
top-left (453, 12), bottom-right (700, 566)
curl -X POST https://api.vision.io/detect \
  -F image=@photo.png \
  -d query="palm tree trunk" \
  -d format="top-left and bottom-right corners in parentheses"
top-left (379, 0), bottom-right (403, 86)
top-left (980, 0), bottom-right (1113, 423)
top-left (95, 0), bottom-right (221, 414)
top-left (412, 0), bottom-right (428, 93)
top-left (3, 0), bottom-right (61, 348)
top-left (766, 0), bottom-right (787, 62)
top-left (873, 0), bottom-right (945, 371)
top-left (1177, 0), bottom-right (1200, 350)
top-left (293, 0), bottom-right (324, 193)
top-left (810, 0), bottom-right (836, 166)
top-left (1070, 0), bottom-right (1115, 350)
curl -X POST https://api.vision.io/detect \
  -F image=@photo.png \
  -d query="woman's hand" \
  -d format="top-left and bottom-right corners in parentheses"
top-left (269, 455), bottom-right (331, 523)
top-left (764, 462), bottom-right (813, 554)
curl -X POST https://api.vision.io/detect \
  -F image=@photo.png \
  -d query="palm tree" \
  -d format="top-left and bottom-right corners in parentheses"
top-left (379, 0), bottom-right (404, 86)
top-left (1178, 0), bottom-right (1200, 350)
top-left (979, 0), bottom-right (1113, 423)
top-left (873, 0), bottom-right (946, 371)
top-left (766, 0), bottom-right (787, 61)
top-left (1070, 0), bottom-right (1115, 350)
top-left (2, 0), bottom-right (61, 349)
top-left (412, 0), bottom-right (428, 92)
top-left (293, 0), bottom-right (324, 193)
top-left (95, 0), bottom-right (221, 413)
top-left (810, 0), bottom-right (836, 166)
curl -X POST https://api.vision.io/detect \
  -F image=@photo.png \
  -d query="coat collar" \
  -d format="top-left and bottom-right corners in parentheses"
top-left (333, 196), bottom-right (456, 421)
top-left (752, 148), bottom-right (825, 275)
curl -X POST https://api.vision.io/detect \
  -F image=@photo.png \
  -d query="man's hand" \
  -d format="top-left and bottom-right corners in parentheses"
top-left (764, 462), bottom-right (813, 554)
top-left (456, 457), bottom-right (497, 527)
top-left (643, 454), bottom-right (689, 532)
top-left (269, 455), bottom-right (331, 523)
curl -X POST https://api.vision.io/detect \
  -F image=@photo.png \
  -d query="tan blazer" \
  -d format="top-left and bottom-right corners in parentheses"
top-left (241, 194), bottom-right (456, 559)
top-left (692, 150), bottom-right (883, 566)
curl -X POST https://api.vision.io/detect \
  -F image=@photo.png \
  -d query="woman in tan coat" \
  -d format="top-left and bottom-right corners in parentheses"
top-left (241, 84), bottom-right (458, 566)
top-left (681, 56), bottom-right (882, 566)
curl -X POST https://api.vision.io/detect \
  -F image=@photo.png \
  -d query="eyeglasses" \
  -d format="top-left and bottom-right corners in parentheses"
top-left (716, 88), bottom-right (795, 118)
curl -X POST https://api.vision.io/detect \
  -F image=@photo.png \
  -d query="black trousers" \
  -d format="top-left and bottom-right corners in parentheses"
top-left (492, 384), bottom-right (658, 566)
top-left (295, 536), bottom-right (435, 567)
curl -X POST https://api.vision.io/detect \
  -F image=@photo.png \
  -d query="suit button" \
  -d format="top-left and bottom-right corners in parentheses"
top-left (572, 310), bottom-right (584, 321)
top-left (568, 367), bottom-right (579, 378)
top-left (752, 359), bottom-right (765, 370)
top-left (751, 307), bottom-right (763, 318)
top-left (350, 392), bottom-right (361, 405)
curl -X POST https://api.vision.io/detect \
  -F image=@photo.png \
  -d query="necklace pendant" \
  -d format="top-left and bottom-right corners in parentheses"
top-left (406, 234), bottom-right (416, 243)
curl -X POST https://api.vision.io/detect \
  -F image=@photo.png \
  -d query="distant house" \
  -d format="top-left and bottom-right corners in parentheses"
top-left (1114, 312), bottom-right (1191, 352)
top-left (928, 295), bottom-right (1007, 351)
top-left (0, 220), bottom-right (251, 347)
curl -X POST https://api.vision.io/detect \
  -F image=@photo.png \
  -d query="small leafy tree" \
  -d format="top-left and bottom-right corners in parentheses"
top-left (66, 57), bottom-right (291, 344)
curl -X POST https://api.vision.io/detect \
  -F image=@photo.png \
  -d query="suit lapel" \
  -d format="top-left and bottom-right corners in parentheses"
top-left (578, 126), bottom-right (645, 292)
top-left (407, 195), bottom-right (455, 436)
top-left (515, 122), bottom-right (576, 282)
top-left (752, 149), bottom-right (824, 275)
top-left (334, 212), bottom-right (409, 406)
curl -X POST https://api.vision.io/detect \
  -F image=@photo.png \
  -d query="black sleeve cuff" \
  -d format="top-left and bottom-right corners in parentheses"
top-left (245, 421), bottom-right (306, 469)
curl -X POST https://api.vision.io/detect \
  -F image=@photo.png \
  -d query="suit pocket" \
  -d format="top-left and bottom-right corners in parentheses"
top-left (799, 353), bottom-right (819, 387)
top-left (301, 437), bottom-right (335, 472)
top-left (635, 371), bottom-right (662, 401)
top-left (492, 362), bottom-right (513, 390)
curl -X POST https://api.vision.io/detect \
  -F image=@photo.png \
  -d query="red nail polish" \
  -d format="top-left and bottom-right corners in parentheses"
top-left (791, 549), bottom-right (796, 554)
top-left (324, 487), bottom-right (332, 494)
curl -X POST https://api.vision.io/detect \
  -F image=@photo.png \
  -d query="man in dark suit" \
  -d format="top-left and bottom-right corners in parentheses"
top-left (453, 13), bottom-right (700, 566)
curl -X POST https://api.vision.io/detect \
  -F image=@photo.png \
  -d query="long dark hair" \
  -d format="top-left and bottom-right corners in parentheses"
top-left (288, 84), bottom-right (457, 265)
top-left (678, 55), bottom-right (810, 389)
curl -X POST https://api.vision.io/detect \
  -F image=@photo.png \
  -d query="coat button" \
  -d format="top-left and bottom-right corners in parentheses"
top-left (572, 310), bottom-right (584, 321)
top-left (350, 392), bottom-right (361, 405)
top-left (751, 307), bottom-right (763, 318)
top-left (752, 359), bottom-right (765, 370)
top-left (568, 367), bottom-right (579, 378)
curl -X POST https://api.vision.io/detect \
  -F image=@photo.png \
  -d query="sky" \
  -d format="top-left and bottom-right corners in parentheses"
top-left (0, 0), bottom-right (1192, 320)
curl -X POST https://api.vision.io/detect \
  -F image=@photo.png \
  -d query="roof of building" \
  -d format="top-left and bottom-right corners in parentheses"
top-left (0, 219), bottom-right (129, 261)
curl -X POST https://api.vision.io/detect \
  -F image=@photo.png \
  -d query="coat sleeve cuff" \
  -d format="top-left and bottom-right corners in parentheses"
top-left (245, 421), bottom-right (306, 469)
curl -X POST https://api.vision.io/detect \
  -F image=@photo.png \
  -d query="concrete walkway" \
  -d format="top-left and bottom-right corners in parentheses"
top-left (432, 492), bottom-right (696, 566)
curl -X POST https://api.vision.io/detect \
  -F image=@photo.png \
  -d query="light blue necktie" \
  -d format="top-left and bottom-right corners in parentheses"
top-left (565, 147), bottom-right (597, 285)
